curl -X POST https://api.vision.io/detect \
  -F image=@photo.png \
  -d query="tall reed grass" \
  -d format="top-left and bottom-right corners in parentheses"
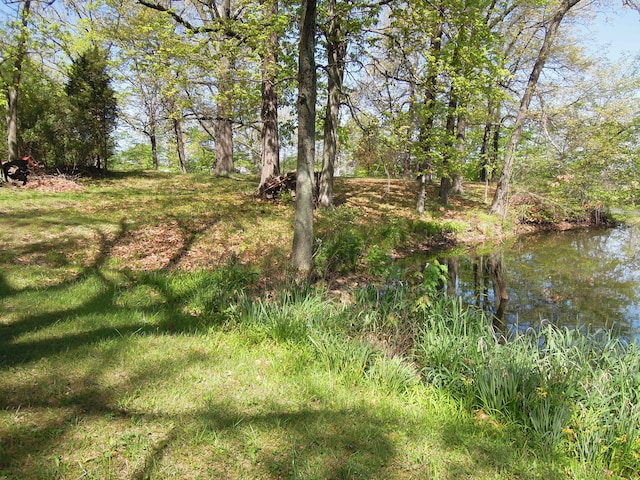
top-left (413, 294), bottom-right (640, 476)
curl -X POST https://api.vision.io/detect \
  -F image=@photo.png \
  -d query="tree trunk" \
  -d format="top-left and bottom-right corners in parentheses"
top-left (291, 0), bottom-right (317, 280)
top-left (214, 0), bottom-right (235, 176)
top-left (5, 0), bottom-right (31, 169)
top-left (491, 119), bottom-right (500, 182)
top-left (145, 104), bottom-right (160, 170)
top-left (439, 82), bottom-right (459, 205)
top-left (150, 124), bottom-right (159, 170)
top-left (214, 111), bottom-right (234, 175)
top-left (479, 98), bottom-right (495, 183)
top-left (318, 0), bottom-right (346, 208)
top-left (416, 22), bottom-right (443, 214)
top-left (258, 0), bottom-right (280, 188)
top-left (173, 117), bottom-right (187, 173)
top-left (490, 0), bottom-right (582, 217)
top-left (451, 112), bottom-right (466, 195)
top-left (6, 88), bottom-right (20, 166)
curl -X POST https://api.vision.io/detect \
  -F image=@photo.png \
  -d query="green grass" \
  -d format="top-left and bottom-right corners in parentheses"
top-left (0, 171), bottom-right (636, 479)
top-left (0, 268), bottom-right (543, 479)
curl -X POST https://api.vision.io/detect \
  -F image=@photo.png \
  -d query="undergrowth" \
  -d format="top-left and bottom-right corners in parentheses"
top-left (217, 258), bottom-right (640, 478)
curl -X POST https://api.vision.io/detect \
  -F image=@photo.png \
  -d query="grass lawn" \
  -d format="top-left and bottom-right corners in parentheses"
top-left (0, 172), bottom-right (594, 478)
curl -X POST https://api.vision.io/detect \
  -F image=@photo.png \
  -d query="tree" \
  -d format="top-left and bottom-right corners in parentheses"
top-left (258, 0), bottom-right (281, 188)
top-left (317, 0), bottom-right (346, 208)
top-left (65, 46), bottom-right (118, 171)
top-left (3, 0), bottom-right (31, 170)
top-left (137, 0), bottom-right (286, 180)
top-left (490, 0), bottom-right (583, 217)
top-left (109, 4), bottom-right (182, 171)
top-left (514, 52), bottom-right (640, 209)
top-left (137, 0), bottom-right (238, 176)
top-left (291, 0), bottom-right (317, 280)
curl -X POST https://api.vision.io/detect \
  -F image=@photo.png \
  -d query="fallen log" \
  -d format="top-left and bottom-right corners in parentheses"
top-left (256, 171), bottom-right (322, 204)
top-left (256, 172), bottom-right (297, 199)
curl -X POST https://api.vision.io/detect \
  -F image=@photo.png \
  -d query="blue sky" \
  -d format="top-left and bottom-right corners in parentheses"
top-left (586, 6), bottom-right (640, 60)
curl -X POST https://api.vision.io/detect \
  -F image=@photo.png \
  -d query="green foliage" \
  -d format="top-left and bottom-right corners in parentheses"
top-left (363, 245), bottom-right (391, 276)
top-left (414, 301), bottom-right (640, 476)
top-left (367, 354), bottom-right (420, 394)
top-left (6, 43), bottom-right (116, 170)
top-left (314, 228), bottom-right (364, 277)
top-left (0, 55), bottom-right (78, 167)
top-left (309, 333), bottom-right (378, 385)
top-left (514, 56), bottom-right (640, 210)
top-left (168, 258), bottom-right (258, 323)
top-left (407, 263), bottom-right (449, 324)
top-left (64, 46), bottom-right (118, 171)
top-left (112, 143), bottom-right (154, 170)
top-left (236, 286), bottom-right (332, 343)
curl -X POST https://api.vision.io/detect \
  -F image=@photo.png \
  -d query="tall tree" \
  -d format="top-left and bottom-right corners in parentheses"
top-left (317, 0), bottom-right (346, 208)
top-left (416, 20), bottom-right (443, 214)
top-left (291, 0), bottom-right (317, 280)
top-left (171, 112), bottom-right (188, 173)
top-left (490, 0), bottom-right (583, 216)
top-left (65, 46), bottom-right (118, 171)
top-left (137, 0), bottom-right (238, 175)
top-left (258, 0), bottom-right (281, 187)
top-left (3, 0), bottom-right (32, 169)
top-left (137, 0), bottom-right (285, 179)
top-left (109, 4), bottom-right (183, 171)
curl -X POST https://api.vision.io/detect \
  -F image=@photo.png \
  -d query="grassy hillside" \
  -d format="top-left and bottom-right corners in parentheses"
top-left (0, 172), bottom-right (636, 479)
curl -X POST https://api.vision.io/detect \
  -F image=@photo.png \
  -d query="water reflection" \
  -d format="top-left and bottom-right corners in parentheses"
top-left (431, 225), bottom-right (640, 340)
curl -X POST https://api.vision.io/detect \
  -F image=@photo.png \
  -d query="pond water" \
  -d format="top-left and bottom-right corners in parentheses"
top-left (414, 223), bottom-right (640, 340)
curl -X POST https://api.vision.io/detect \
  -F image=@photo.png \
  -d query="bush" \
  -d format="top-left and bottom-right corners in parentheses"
top-left (315, 228), bottom-right (364, 277)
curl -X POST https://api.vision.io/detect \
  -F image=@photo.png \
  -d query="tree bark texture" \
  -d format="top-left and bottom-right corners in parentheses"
top-left (5, 0), bottom-right (31, 168)
top-left (439, 82), bottom-right (459, 206)
top-left (451, 112), bottom-right (466, 195)
top-left (291, 0), bottom-right (317, 279)
top-left (416, 22), bottom-right (443, 214)
top-left (214, 0), bottom-right (235, 176)
top-left (150, 123), bottom-right (159, 170)
top-left (490, 0), bottom-right (583, 217)
top-left (214, 107), bottom-right (234, 175)
top-left (318, 0), bottom-right (346, 208)
top-left (259, 0), bottom-right (280, 188)
top-left (173, 117), bottom-right (187, 173)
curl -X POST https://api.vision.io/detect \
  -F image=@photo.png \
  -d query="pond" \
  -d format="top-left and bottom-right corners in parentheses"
top-left (415, 223), bottom-right (640, 340)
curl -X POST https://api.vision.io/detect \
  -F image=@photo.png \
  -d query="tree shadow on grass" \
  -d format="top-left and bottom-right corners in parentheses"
top-left (0, 273), bottom-right (11, 300)
top-left (0, 324), bottom-right (396, 479)
top-left (0, 212), bottom-right (245, 367)
top-left (0, 184), bottom-right (551, 479)
top-left (194, 401), bottom-right (396, 479)
top-left (0, 282), bottom-right (553, 480)
top-left (1, 385), bottom-right (395, 479)
top-left (0, 337), bottom-right (207, 476)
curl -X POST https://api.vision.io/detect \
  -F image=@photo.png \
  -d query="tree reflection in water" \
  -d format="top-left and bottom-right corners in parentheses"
top-left (432, 224), bottom-right (640, 341)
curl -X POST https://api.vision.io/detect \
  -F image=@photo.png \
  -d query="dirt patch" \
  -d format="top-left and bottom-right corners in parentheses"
top-left (24, 175), bottom-right (85, 193)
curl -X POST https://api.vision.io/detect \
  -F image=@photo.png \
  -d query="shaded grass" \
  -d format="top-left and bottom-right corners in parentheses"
top-left (0, 267), bottom-right (545, 479)
top-left (0, 274), bottom-right (546, 478)
top-left (0, 171), bottom-right (616, 479)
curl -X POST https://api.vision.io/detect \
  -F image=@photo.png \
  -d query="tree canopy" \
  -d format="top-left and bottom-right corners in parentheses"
top-left (1, 0), bottom-right (639, 216)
